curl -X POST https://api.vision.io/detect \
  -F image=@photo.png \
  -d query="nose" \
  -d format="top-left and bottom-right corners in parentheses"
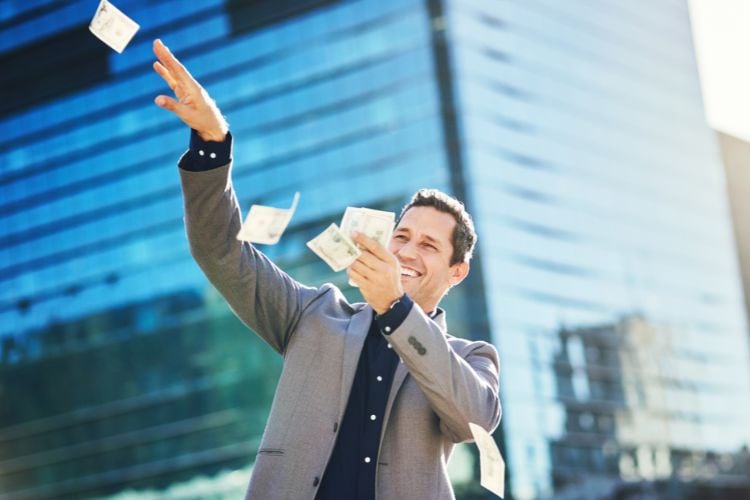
top-left (394, 238), bottom-right (418, 260)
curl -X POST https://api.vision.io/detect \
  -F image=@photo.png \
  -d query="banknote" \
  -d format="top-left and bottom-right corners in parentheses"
top-left (237, 192), bottom-right (299, 245)
top-left (89, 0), bottom-right (140, 53)
top-left (469, 423), bottom-right (505, 498)
top-left (340, 207), bottom-right (395, 248)
top-left (307, 223), bottom-right (361, 272)
top-left (340, 207), bottom-right (395, 287)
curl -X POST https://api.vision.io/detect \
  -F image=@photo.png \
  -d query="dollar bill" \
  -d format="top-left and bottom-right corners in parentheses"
top-left (469, 423), bottom-right (505, 498)
top-left (307, 223), bottom-right (361, 272)
top-left (340, 207), bottom-right (395, 287)
top-left (340, 207), bottom-right (395, 248)
top-left (89, 0), bottom-right (140, 54)
top-left (237, 192), bottom-right (299, 245)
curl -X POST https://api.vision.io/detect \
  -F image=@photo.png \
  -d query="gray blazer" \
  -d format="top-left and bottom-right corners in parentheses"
top-left (179, 162), bottom-right (501, 500)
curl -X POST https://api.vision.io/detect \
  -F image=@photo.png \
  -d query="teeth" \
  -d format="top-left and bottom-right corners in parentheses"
top-left (401, 267), bottom-right (419, 277)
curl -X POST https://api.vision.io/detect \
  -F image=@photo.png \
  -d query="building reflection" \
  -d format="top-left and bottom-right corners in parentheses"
top-left (551, 315), bottom-right (750, 498)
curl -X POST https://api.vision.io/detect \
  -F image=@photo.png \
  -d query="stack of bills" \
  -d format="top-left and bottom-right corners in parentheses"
top-left (339, 207), bottom-right (395, 248)
top-left (306, 224), bottom-right (362, 272)
top-left (306, 207), bottom-right (395, 273)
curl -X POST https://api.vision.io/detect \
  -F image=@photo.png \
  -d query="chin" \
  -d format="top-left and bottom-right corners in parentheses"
top-left (400, 282), bottom-right (417, 295)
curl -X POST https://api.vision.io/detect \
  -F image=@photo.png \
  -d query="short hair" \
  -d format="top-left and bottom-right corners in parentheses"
top-left (397, 189), bottom-right (477, 266)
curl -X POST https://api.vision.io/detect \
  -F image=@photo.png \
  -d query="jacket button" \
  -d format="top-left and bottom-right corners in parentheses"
top-left (333, 422), bottom-right (338, 432)
top-left (313, 476), bottom-right (320, 487)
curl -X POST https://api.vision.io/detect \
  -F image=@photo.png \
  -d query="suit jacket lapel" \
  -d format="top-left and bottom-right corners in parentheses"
top-left (382, 362), bottom-right (407, 435)
top-left (337, 305), bottom-right (371, 417)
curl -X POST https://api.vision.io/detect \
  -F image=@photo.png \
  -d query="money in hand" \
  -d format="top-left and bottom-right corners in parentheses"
top-left (89, 0), bottom-right (140, 53)
top-left (237, 192), bottom-right (300, 245)
top-left (340, 207), bottom-right (395, 248)
top-left (307, 223), bottom-right (361, 272)
top-left (340, 207), bottom-right (395, 286)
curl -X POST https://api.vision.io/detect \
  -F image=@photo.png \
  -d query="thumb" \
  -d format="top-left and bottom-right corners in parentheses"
top-left (154, 95), bottom-right (187, 114)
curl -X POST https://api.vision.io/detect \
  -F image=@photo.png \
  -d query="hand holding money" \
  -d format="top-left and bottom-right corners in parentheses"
top-left (340, 207), bottom-right (395, 287)
top-left (307, 224), bottom-right (361, 272)
top-left (340, 207), bottom-right (395, 248)
top-left (348, 232), bottom-right (404, 315)
top-left (152, 39), bottom-right (228, 142)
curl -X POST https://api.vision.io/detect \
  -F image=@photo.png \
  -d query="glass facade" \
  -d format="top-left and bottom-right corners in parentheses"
top-left (2, 0), bottom-right (749, 498)
top-left (444, 0), bottom-right (750, 498)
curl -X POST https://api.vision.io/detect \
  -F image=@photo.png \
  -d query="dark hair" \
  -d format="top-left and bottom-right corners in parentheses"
top-left (397, 189), bottom-right (477, 266)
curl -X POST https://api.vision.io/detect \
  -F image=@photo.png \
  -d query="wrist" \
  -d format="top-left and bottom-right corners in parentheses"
top-left (197, 114), bottom-right (229, 142)
top-left (375, 293), bottom-right (405, 316)
top-left (197, 128), bottom-right (228, 142)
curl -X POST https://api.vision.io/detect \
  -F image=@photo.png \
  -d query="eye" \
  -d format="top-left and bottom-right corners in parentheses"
top-left (422, 243), bottom-right (437, 251)
top-left (393, 234), bottom-right (407, 241)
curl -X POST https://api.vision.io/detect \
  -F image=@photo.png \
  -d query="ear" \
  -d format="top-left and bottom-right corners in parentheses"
top-left (448, 261), bottom-right (470, 287)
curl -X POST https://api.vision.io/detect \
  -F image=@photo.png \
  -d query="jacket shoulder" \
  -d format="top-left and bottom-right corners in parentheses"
top-left (300, 282), bottom-right (366, 318)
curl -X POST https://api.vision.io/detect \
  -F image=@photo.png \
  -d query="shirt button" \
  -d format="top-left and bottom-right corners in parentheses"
top-left (370, 414), bottom-right (376, 421)
top-left (364, 457), bottom-right (371, 463)
top-left (384, 326), bottom-right (391, 333)
top-left (376, 376), bottom-right (383, 382)
top-left (387, 343), bottom-right (392, 349)
top-left (198, 149), bottom-right (205, 156)
top-left (209, 152), bottom-right (217, 159)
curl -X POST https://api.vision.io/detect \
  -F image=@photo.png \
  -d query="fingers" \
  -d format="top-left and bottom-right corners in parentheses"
top-left (153, 61), bottom-right (177, 90)
top-left (351, 232), bottom-right (392, 261)
top-left (153, 39), bottom-right (197, 91)
top-left (347, 265), bottom-right (367, 286)
top-left (350, 248), bottom-right (399, 283)
top-left (348, 251), bottom-right (404, 315)
top-left (153, 61), bottom-right (189, 102)
top-left (154, 94), bottom-right (189, 116)
top-left (353, 250), bottom-right (381, 272)
top-left (349, 258), bottom-right (375, 279)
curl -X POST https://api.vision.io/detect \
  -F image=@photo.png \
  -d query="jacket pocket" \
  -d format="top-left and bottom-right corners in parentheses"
top-left (257, 448), bottom-right (285, 456)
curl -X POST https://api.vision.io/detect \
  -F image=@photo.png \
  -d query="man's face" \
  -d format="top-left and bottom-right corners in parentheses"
top-left (388, 206), bottom-right (469, 313)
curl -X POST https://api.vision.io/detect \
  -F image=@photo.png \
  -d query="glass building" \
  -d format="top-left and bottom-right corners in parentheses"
top-left (2, 0), bottom-right (749, 498)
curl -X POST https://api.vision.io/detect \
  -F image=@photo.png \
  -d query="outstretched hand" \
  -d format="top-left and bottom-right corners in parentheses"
top-left (152, 39), bottom-right (228, 142)
top-left (347, 232), bottom-right (404, 315)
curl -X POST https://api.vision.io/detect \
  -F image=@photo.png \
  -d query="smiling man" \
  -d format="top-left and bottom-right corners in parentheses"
top-left (152, 39), bottom-right (501, 500)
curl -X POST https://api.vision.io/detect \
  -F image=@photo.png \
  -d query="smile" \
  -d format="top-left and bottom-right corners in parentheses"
top-left (400, 266), bottom-right (422, 278)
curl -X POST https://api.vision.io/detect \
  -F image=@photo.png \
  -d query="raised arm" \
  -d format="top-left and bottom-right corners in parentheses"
top-left (152, 39), bottom-right (319, 353)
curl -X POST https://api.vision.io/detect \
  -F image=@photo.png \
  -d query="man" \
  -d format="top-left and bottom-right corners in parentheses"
top-left (152, 39), bottom-right (500, 499)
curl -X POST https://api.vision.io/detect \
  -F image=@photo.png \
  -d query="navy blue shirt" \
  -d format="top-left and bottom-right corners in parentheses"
top-left (178, 129), bottom-right (233, 171)
top-left (182, 130), bottom-right (416, 498)
top-left (316, 294), bottom-right (413, 500)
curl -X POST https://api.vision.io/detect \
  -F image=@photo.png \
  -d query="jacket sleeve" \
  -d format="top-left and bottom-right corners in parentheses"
top-left (387, 305), bottom-right (501, 443)
top-left (178, 160), bottom-right (320, 354)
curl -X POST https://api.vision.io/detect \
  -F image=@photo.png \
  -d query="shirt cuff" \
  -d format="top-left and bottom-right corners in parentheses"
top-left (375, 294), bottom-right (413, 336)
top-left (178, 129), bottom-right (233, 171)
